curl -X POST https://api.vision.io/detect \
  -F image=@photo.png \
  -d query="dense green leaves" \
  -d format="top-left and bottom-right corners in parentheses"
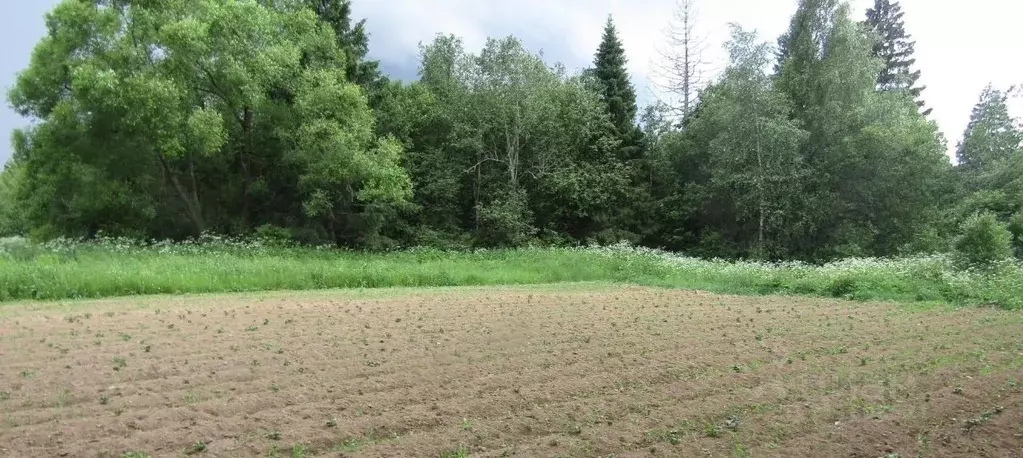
top-left (593, 16), bottom-right (639, 138)
top-left (864, 0), bottom-right (929, 114)
top-left (954, 212), bottom-right (1014, 269)
top-left (2, 0), bottom-right (1012, 263)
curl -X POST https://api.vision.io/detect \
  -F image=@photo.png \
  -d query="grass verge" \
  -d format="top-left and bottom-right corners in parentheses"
top-left (0, 236), bottom-right (1020, 309)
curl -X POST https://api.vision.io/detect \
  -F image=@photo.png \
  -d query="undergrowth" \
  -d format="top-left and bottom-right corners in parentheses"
top-left (0, 236), bottom-right (1019, 309)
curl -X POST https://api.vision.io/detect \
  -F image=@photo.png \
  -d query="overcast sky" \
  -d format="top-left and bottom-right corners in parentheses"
top-left (3, 0), bottom-right (1021, 166)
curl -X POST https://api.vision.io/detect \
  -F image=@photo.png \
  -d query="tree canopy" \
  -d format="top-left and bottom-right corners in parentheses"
top-left (3, 0), bottom-right (1012, 262)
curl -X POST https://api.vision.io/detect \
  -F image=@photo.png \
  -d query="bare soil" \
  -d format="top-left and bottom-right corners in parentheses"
top-left (0, 284), bottom-right (1020, 457)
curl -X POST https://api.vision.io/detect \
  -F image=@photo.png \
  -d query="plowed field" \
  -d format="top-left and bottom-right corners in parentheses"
top-left (0, 284), bottom-right (1020, 457)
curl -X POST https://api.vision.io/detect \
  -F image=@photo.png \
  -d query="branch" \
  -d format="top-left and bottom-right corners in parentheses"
top-left (464, 157), bottom-right (507, 174)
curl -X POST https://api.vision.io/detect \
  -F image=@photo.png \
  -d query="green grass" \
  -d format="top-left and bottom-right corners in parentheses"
top-left (0, 236), bottom-right (1020, 309)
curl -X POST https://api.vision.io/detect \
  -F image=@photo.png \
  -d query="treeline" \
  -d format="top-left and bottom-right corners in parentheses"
top-left (2, 0), bottom-right (1021, 261)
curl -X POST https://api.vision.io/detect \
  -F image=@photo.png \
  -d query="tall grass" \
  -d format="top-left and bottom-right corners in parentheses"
top-left (0, 236), bottom-right (1020, 309)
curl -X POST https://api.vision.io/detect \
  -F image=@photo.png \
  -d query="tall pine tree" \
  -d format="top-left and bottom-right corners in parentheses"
top-left (306, 0), bottom-right (384, 90)
top-left (957, 85), bottom-right (1022, 177)
top-left (593, 16), bottom-right (638, 138)
top-left (864, 0), bottom-right (930, 115)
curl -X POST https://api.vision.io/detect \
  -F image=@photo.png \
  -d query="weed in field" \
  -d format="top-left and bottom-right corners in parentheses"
top-left (120, 452), bottom-right (150, 458)
top-left (185, 441), bottom-right (206, 455)
top-left (270, 382), bottom-right (280, 393)
top-left (20, 369), bottom-right (33, 378)
top-left (439, 445), bottom-right (470, 458)
top-left (963, 406), bottom-right (1004, 430)
top-left (119, 332), bottom-right (132, 341)
top-left (247, 325), bottom-right (258, 332)
top-left (289, 443), bottom-right (306, 458)
top-left (55, 388), bottom-right (70, 408)
top-left (325, 417), bottom-right (337, 428)
top-left (112, 356), bottom-right (127, 371)
top-left (99, 394), bottom-right (109, 405)
top-left (0, 391), bottom-right (10, 401)
top-left (266, 430), bottom-right (282, 441)
top-left (704, 423), bottom-right (721, 438)
top-left (732, 440), bottom-right (752, 458)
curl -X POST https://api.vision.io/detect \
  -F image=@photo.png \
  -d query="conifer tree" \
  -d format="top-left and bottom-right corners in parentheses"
top-left (306, 0), bottom-right (383, 88)
top-left (593, 16), bottom-right (638, 136)
top-left (957, 85), bottom-right (1022, 176)
top-left (864, 0), bottom-right (930, 115)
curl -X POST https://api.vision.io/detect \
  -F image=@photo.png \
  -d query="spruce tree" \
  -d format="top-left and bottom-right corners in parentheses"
top-left (306, 0), bottom-right (382, 88)
top-left (593, 16), bottom-right (638, 137)
top-left (957, 85), bottom-right (1022, 175)
top-left (864, 0), bottom-right (930, 114)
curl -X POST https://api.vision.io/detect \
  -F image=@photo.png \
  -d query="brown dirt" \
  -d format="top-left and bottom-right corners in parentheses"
top-left (0, 284), bottom-right (1020, 458)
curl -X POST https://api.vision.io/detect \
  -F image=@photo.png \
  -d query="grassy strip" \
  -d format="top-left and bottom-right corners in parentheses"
top-left (0, 238), bottom-right (1020, 309)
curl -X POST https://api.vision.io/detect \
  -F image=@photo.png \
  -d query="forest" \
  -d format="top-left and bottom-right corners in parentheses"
top-left (1, 0), bottom-right (1021, 264)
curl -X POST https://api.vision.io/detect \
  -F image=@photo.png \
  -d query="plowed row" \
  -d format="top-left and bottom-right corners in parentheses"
top-left (0, 284), bottom-right (1020, 457)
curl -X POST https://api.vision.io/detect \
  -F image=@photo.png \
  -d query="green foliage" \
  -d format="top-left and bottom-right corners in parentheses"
top-left (305, 0), bottom-right (383, 89)
top-left (0, 162), bottom-right (26, 236)
top-left (0, 238), bottom-right (1021, 310)
top-left (592, 16), bottom-right (638, 138)
top-left (957, 86), bottom-right (1021, 181)
top-left (475, 190), bottom-right (536, 247)
top-left (772, 2), bottom-right (948, 259)
top-left (953, 213), bottom-right (1014, 269)
top-left (1008, 213), bottom-right (1023, 256)
top-left (1, 0), bottom-right (1015, 275)
top-left (865, 0), bottom-right (929, 114)
top-left (685, 26), bottom-right (809, 258)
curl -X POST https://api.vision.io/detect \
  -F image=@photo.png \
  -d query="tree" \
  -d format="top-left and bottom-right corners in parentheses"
top-left (592, 16), bottom-right (638, 138)
top-left (288, 68), bottom-right (412, 247)
top-left (956, 85), bottom-right (1022, 179)
top-left (775, 0), bottom-right (840, 117)
top-left (864, 0), bottom-right (930, 115)
top-left (686, 26), bottom-right (810, 257)
top-left (775, 1), bottom-right (949, 258)
top-left (305, 0), bottom-right (383, 90)
top-left (654, 0), bottom-right (707, 119)
top-left (0, 160), bottom-right (26, 236)
top-left (401, 35), bottom-right (632, 246)
top-left (7, 0), bottom-right (409, 243)
top-left (954, 212), bottom-right (1014, 269)
top-left (949, 85), bottom-right (1023, 244)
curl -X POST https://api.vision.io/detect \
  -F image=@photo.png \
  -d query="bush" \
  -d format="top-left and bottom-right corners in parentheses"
top-left (1008, 212), bottom-right (1023, 257)
top-left (475, 190), bottom-right (537, 247)
top-left (953, 212), bottom-right (1013, 270)
top-left (253, 224), bottom-right (294, 247)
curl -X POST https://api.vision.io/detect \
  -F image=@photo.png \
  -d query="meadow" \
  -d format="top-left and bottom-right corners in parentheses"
top-left (0, 235), bottom-right (1021, 310)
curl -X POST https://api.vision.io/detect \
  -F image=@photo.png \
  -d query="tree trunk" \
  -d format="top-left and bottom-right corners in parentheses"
top-left (157, 152), bottom-right (205, 236)
top-left (239, 106), bottom-right (254, 230)
top-left (755, 118), bottom-right (765, 259)
top-left (327, 207), bottom-right (340, 248)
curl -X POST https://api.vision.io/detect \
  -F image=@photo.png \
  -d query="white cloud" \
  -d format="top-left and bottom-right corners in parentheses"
top-left (353, 0), bottom-right (1023, 160)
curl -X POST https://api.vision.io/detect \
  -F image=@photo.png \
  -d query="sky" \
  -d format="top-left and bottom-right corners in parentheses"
top-left (3, 0), bottom-right (1022, 166)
